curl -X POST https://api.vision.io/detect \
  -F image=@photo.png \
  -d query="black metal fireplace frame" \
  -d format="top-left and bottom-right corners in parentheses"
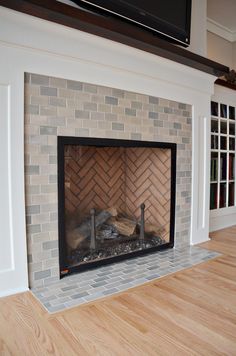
top-left (58, 136), bottom-right (177, 278)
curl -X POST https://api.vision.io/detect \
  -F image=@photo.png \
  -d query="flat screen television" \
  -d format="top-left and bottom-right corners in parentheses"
top-left (72, 0), bottom-right (192, 47)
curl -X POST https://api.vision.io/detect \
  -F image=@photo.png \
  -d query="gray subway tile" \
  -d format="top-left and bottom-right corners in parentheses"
top-left (83, 102), bottom-right (97, 111)
top-left (94, 276), bottom-right (110, 283)
top-left (112, 122), bottom-right (124, 131)
top-left (25, 165), bottom-right (40, 175)
top-left (149, 112), bottom-right (158, 119)
top-left (26, 104), bottom-right (39, 115)
top-left (31, 74), bottom-right (49, 85)
top-left (120, 278), bottom-right (135, 284)
top-left (40, 106), bottom-right (57, 116)
top-left (49, 174), bottom-right (57, 183)
top-left (49, 97), bottom-right (66, 107)
top-left (34, 269), bottom-right (51, 280)
top-left (25, 73), bottom-right (30, 83)
top-left (27, 224), bottom-right (41, 234)
top-left (50, 212), bottom-right (58, 221)
top-left (71, 291), bottom-right (89, 299)
top-left (47, 304), bottom-right (65, 313)
top-left (75, 128), bottom-right (90, 136)
top-left (179, 103), bottom-right (186, 110)
top-left (103, 288), bottom-right (119, 295)
top-left (116, 283), bottom-right (134, 291)
top-left (64, 299), bottom-right (86, 308)
top-left (67, 80), bottom-right (83, 91)
top-left (49, 155), bottom-right (57, 164)
top-left (125, 108), bottom-right (136, 116)
top-left (91, 281), bottom-right (108, 288)
top-left (174, 122), bottom-right (182, 130)
top-left (26, 205), bottom-right (40, 215)
top-left (43, 240), bottom-right (58, 250)
top-left (51, 249), bottom-right (59, 258)
top-left (105, 96), bottom-right (118, 105)
top-left (84, 292), bottom-right (104, 302)
top-left (131, 101), bottom-right (142, 110)
top-left (28, 186), bottom-right (40, 195)
top-left (183, 110), bottom-right (190, 117)
top-left (146, 274), bottom-right (161, 280)
top-left (147, 265), bottom-right (160, 271)
top-left (112, 88), bottom-right (124, 98)
top-left (149, 96), bottom-right (159, 104)
top-left (83, 83), bottom-right (97, 93)
top-left (182, 137), bottom-right (190, 144)
top-left (153, 120), bottom-right (163, 127)
top-left (61, 285), bottom-right (77, 292)
top-left (131, 133), bottom-right (141, 140)
top-left (75, 110), bottom-right (90, 119)
top-left (40, 126), bottom-right (57, 135)
top-left (169, 129), bottom-right (177, 136)
top-left (50, 77), bottom-right (67, 88)
top-left (40, 86), bottom-right (57, 97)
top-left (91, 112), bottom-right (104, 120)
top-left (40, 145), bottom-right (57, 154)
top-left (105, 113), bottom-right (117, 121)
top-left (164, 107), bottom-right (173, 114)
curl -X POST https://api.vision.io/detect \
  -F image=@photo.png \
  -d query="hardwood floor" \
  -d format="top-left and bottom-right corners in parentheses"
top-left (0, 226), bottom-right (236, 355)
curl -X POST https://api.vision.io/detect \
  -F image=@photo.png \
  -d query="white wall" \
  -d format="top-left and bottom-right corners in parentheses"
top-left (207, 31), bottom-right (234, 69)
top-left (187, 0), bottom-right (207, 56)
top-left (233, 42), bottom-right (236, 70)
top-left (0, 6), bottom-right (216, 297)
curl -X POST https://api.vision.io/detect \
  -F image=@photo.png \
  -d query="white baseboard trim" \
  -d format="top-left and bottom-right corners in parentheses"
top-left (209, 214), bottom-right (236, 232)
top-left (0, 287), bottom-right (29, 299)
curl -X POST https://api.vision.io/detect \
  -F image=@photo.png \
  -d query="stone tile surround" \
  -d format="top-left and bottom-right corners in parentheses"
top-left (24, 73), bottom-right (192, 288)
top-left (32, 246), bottom-right (220, 313)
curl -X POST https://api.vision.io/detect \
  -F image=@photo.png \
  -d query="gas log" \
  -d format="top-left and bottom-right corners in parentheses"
top-left (107, 217), bottom-right (137, 237)
top-left (67, 207), bottom-right (118, 250)
top-left (67, 205), bottom-right (165, 250)
top-left (144, 223), bottom-right (165, 236)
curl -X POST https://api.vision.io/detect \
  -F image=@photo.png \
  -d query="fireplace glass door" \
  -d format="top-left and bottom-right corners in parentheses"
top-left (58, 137), bottom-right (176, 276)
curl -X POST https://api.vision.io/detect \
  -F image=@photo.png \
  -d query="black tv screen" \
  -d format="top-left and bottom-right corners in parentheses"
top-left (74, 0), bottom-right (192, 47)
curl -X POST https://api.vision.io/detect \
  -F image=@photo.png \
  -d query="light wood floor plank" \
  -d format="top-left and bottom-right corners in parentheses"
top-left (0, 225), bottom-right (236, 355)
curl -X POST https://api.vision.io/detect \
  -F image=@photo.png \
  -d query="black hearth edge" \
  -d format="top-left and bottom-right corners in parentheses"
top-left (58, 136), bottom-right (177, 277)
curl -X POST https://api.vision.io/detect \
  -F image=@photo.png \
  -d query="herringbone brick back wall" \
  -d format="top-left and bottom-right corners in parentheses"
top-left (64, 146), bottom-right (126, 215)
top-left (64, 146), bottom-right (170, 241)
top-left (125, 147), bottom-right (170, 241)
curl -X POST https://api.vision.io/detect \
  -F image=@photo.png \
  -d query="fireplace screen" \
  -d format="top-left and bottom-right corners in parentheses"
top-left (58, 137), bottom-right (176, 276)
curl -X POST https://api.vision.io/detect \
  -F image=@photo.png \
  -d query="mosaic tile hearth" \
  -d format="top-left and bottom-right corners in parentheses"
top-left (32, 246), bottom-right (220, 313)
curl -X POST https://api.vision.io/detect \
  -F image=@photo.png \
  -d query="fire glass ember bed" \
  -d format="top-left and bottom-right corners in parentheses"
top-left (58, 137), bottom-right (176, 277)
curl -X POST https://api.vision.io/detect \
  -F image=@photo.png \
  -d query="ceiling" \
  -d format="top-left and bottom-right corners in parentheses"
top-left (207, 0), bottom-right (236, 42)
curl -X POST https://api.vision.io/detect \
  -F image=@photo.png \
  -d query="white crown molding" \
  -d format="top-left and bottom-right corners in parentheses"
top-left (207, 18), bottom-right (236, 42)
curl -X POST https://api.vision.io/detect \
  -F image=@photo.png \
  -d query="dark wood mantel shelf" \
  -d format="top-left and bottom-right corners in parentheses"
top-left (0, 0), bottom-right (229, 77)
top-left (215, 79), bottom-right (236, 91)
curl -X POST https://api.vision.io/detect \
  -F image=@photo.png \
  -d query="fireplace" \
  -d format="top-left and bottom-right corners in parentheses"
top-left (58, 137), bottom-right (176, 276)
top-left (23, 73), bottom-right (192, 288)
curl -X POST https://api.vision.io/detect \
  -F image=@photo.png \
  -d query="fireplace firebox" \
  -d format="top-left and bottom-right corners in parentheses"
top-left (58, 137), bottom-right (176, 277)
